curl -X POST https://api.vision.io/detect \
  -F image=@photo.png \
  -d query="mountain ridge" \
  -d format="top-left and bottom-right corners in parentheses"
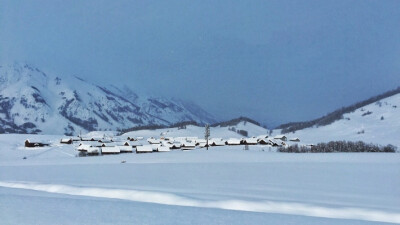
top-left (0, 63), bottom-right (217, 135)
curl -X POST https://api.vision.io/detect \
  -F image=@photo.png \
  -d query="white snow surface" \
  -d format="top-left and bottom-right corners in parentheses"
top-left (273, 93), bottom-right (400, 147)
top-left (0, 133), bottom-right (399, 225)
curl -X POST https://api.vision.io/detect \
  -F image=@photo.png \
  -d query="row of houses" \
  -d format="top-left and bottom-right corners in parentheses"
top-left (146, 135), bottom-right (300, 148)
top-left (77, 143), bottom-right (172, 155)
top-left (72, 134), bottom-right (301, 156)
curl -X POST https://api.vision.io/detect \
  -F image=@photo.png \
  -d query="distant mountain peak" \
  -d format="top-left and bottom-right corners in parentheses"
top-left (0, 63), bottom-right (217, 135)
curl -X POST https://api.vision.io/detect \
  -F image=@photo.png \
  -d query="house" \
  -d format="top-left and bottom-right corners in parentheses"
top-left (157, 146), bottom-right (171, 152)
top-left (170, 142), bottom-right (182, 149)
top-left (79, 141), bottom-right (103, 147)
top-left (195, 139), bottom-right (207, 146)
top-left (258, 139), bottom-right (270, 145)
top-left (186, 137), bottom-right (198, 142)
top-left (242, 138), bottom-right (258, 145)
top-left (101, 146), bottom-right (120, 154)
top-left (128, 141), bottom-right (142, 147)
top-left (269, 138), bottom-right (286, 147)
top-left (118, 145), bottom-right (133, 153)
top-left (77, 144), bottom-right (91, 152)
top-left (147, 138), bottom-right (161, 144)
top-left (113, 141), bottom-right (130, 146)
top-left (151, 144), bottom-right (161, 151)
top-left (136, 145), bottom-right (153, 153)
top-left (289, 137), bottom-right (301, 142)
top-left (25, 139), bottom-right (50, 148)
top-left (225, 139), bottom-right (241, 145)
top-left (60, 138), bottom-right (73, 144)
top-left (209, 140), bottom-right (225, 146)
top-left (100, 143), bottom-right (116, 147)
top-left (181, 142), bottom-right (196, 150)
top-left (87, 147), bottom-right (100, 155)
top-left (72, 137), bottom-right (81, 142)
top-left (274, 135), bottom-right (287, 141)
top-left (127, 136), bottom-right (137, 141)
top-left (160, 141), bottom-right (173, 149)
top-left (98, 139), bottom-right (112, 143)
top-left (257, 135), bottom-right (269, 140)
top-left (81, 137), bottom-right (95, 141)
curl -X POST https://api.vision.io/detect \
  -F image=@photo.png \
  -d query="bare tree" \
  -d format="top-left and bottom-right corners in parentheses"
top-left (205, 124), bottom-right (210, 150)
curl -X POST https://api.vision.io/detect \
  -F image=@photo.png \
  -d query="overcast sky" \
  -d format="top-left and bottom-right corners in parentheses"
top-left (1, 0), bottom-right (399, 127)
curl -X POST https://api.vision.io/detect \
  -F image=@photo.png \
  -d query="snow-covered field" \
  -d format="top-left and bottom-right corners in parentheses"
top-left (1, 134), bottom-right (399, 224)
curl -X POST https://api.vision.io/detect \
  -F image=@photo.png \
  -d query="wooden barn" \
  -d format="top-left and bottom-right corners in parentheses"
top-left (25, 139), bottom-right (50, 148)
top-left (60, 138), bottom-right (73, 144)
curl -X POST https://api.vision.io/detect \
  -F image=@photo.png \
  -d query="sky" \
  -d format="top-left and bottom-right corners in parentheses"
top-left (1, 0), bottom-right (399, 127)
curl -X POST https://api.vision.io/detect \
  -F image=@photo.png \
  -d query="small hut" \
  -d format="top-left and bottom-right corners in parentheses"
top-left (60, 138), bottom-right (73, 144)
top-left (25, 139), bottom-right (50, 148)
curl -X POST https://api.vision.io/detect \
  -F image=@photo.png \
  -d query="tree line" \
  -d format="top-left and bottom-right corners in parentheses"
top-left (278, 141), bottom-right (396, 153)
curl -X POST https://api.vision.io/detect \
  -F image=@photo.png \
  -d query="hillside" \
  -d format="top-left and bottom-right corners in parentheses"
top-left (0, 63), bottom-right (216, 135)
top-left (122, 119), bottom-right (270, 139)
top-left (273, 92), bottom-right (400, 146)
top-left (277, 87), bottom-right (400, 133)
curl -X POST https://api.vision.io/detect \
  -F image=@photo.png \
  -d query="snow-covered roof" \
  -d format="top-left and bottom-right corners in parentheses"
top-left (113, 141), bottom-right (130, 146)
top-left (210, 140), bottom-right (225, 146)
top-left (257, 135), bottom-right (269, 139)
top-left (60, 138), bottom-right (72, 142)
top-left (244, 138), bottom-right (258, 144)
top-left (195, 139), bottom-right (207, 143)
top-left (181, 142), bottom-right (196, 147)
top-left (87, 147), bottom-right (99, 154)
top-left (157, 146), bottom-right (170, 152)
top-left (148, 139), bottom-right (161, 144)
top-left (119, 145), bottom-right (133, 152)
top-left (289, 137), bottom-right (301, 142)
top-left (226, 139), bottom-right (241, 145)
top-left (136, 145), bottom-right (153, 153)
top-left (77, 144), bottom-right (91, 151)
top-left (274, 135), bottom-right (287, 139)
top-left (101, 146), bottom-right (120, 153)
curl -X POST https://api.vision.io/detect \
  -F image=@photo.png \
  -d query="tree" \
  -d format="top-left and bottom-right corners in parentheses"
top-left (205, 124), bottom-right (210, 150)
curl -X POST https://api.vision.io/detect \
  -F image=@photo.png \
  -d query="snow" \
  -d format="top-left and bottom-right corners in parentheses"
top-left (273, 93), bottom-right (400, 147)
top-left (0, 134), bottom-right (399, 224)
top-left (0, 63), bottom-right (216, 135)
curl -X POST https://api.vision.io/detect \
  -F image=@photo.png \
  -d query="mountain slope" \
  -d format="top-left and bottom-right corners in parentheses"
top-left (273, 91), bottom-right (400, 146)
top-left (0, 63), bottom-right (216, 135)
top-left (277, 87), bottom-right (400, 133)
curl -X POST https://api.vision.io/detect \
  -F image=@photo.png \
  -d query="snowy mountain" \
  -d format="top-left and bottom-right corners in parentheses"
top-left (0, 63), bottom-right (216, 135)
top-left (273, 89), bottom-right (400, 146)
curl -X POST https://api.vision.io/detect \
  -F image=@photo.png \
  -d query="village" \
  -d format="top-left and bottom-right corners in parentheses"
top-left (24, 134), bottom-right (304, 156)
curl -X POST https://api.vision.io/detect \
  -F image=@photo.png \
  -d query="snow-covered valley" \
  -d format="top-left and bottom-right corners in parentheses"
top-left (0, 132), bottom-right (399, 224)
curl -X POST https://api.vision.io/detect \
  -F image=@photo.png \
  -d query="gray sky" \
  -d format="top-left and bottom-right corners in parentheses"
top-left (1, 0), bottom-right (399, 127)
